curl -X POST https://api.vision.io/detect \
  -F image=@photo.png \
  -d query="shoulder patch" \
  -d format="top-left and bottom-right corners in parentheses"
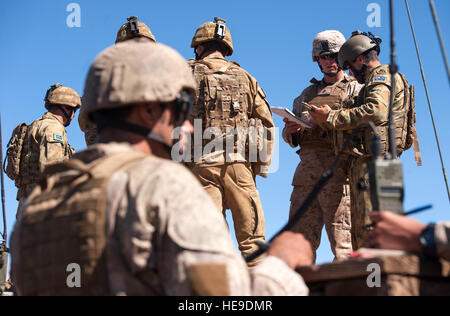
top-left (53, 133), bottom-right (64, 143)
top-left (373, 76), bottom-right (387, 83)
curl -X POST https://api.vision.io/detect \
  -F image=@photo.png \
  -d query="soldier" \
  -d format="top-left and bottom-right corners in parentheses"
top-left (282, 31), bottom-right (362, 262)
top-left (187, 17), bottom-right (275, 264)
top-left (369, 212), bottom-right (450, 262)
top-left (13, 83), bottom-right (80, 217)
top-left (309, 31), bottom-right (418, 250)
top-left (10, 41), bottom-right (313, 296)
top-left (79, 16), bottom-right (156, 146)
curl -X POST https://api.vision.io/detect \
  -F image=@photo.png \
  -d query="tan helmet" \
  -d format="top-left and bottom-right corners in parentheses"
top-left (80, 41), bottom-right (196, 125)
top-left (191, 17), bottom-right (233, 56)
top-left (338, 31), bottom-right (382, 70)
top-left (44, 84), bottom-right (81, 110)
top-left (312, 30), bottom-right (346, 62)
top-left (115, 16), bottom-right (156, 44)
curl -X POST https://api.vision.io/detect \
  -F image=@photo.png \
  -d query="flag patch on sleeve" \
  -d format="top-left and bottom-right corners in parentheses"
top-left (53, 133), bottom-right (63, 142)
top-left (374, 76), bottom-right (387, 82)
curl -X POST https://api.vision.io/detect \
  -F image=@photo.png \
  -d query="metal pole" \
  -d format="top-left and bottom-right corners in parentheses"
top-left (0, 113), bottom-right (7, 245)
top-left (405, 0), bottom-right (450, 202)
top-left (429, 0), bottom-right (450, 86)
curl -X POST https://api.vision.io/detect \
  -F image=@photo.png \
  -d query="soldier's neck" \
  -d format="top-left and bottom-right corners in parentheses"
top-left (323, 71), bottom-right (345, 84)
top-left (98, 128), bottom-right (170, 159)
top-left (201, 51), bottom-right (225, 59)
top-left (364, 60), bottom-right (383, 79)
top-left (48, 111), bottom-right (66, 126)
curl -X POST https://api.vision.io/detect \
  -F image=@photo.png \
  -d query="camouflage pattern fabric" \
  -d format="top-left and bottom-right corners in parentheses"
top-left (188, 53), bottom-right (275, 176)
top-left (282, 76), bottom-right (362, 261)
top-left (11, 143), bottom-right (309, 296)
top-left (191, 20), bottom-right (233, 55)
top-left (190, 163), bottom-right (265, 266)
top-left (16, 112), bottom-right (73, 212)
top-left (325, 65), bottom-right (409, 250)
top-left (45, 85), bottom-right (81, 110)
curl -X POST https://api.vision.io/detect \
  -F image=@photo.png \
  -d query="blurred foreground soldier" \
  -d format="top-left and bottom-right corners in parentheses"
top-left (79, 16), bottom-right (156, 146)
top-left (309, 31), bottom-right (419, 250)
top-left (187, 18), bottom-right (275, 264)
top-left (369, 212), bottom-right (450, 261)
top-left (4, 83), bottom-right (80, 217)
top-left (11, 41), bottom-right (312, 296)
top-left (282, 31), bottom-right (362, 261)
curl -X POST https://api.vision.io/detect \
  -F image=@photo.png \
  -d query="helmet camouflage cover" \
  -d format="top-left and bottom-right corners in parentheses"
top-left (338, 31), bottom-right (382, 69)
top-left (115, 16), bottom-right (156, 43)
top-left (312, 30), bottom-right (346, 62)
top-left (44, 84), bottom-right (81, 110)
top-left (191, 17), bottom-right (233, 56)
top-left (80, 41), bottom-right (196, 125)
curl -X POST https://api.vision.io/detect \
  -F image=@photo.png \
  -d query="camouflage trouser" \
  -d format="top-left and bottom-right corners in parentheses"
top-left (349, 157), bottom-right (373, 250)
top-left (16, 184), bottom-right (36, 219)
top-left (289, 148), bottom-right (352, 262)
top-left (189, 163), bottom-right (265, 266)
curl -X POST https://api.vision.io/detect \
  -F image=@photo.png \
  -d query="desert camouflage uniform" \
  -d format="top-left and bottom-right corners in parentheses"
top-left (282, 76), bottom-right (362, 261)
top-left (325, 65), bottom-right (406, 249)
top-left (16, 112), bottom-right (74, 215)
top-left (436, 222), bottom-right (450, 261)
top-left (187, 52), bottom-right (275, 263)
top-left (11, 143), bottom-right (308, 296)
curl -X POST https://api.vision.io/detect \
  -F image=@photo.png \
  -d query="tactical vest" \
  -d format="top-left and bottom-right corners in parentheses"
top-left (298, 78), bottom-right (356, 149)
top-left (363, 72), bottom-right (421, 166)
top-left (191, 60), bottom-right (251, 150)
top-left (4, 123), bottom-right (28, 186)
top-left (13, 151), bottom-right (146, 296)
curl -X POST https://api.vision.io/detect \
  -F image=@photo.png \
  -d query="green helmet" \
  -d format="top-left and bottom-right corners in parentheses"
top-left (338, 31), bottom-right (382, 69)
top-left (191, 17), bottom-right (233, 56)
top-left (44, 84), bottom-right (81, 110)
top-left (115, 16), bottom-right (156, 44)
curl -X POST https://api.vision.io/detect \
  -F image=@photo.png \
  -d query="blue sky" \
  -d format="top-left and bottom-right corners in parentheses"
top-left (1, 0), bottom-right (449, 265)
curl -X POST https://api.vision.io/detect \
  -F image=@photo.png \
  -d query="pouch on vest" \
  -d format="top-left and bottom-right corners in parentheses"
top-left (13, 151), bottom-right (146, 296)
top-left (4, 123), bottom-right (28, 182)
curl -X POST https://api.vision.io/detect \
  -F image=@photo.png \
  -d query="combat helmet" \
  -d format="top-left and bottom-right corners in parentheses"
top-left (312, 30), bottom-right (346, 62)
top-left (338, 31), bottom-right (382, 70)
top-left (81, 41), bottom-right (196, 128)
top-left (191, 17), bottom-right (233, 56)
top-left (44, 84), bottom-right (81, 110)
top-left (115, 16), bottom-right (156, 44)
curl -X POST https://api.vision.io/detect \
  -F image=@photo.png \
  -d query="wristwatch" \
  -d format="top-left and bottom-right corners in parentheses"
top-left (419, 224), bottom-right (438, 258)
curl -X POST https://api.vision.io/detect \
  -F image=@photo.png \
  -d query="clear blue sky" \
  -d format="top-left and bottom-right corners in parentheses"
top-left (1, 0), bottom-right (449, 265)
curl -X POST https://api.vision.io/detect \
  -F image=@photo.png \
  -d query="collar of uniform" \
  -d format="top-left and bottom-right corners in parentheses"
top-left (366, 64), bottom-right (389, 84)
top-left (311, 74), bottom-right (350, 87)
top-left (43, 111), bottom-right (65, 126)
top-left (203, 51), bottom-right (227, 61)
top-left (72, 142), bottom-right (142, 165)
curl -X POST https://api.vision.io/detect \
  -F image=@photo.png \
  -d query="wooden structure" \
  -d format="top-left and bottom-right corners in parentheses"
top-left (297, 250), bottom-right (450, 296)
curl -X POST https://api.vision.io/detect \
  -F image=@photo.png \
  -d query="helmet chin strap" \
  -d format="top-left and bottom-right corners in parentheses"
top-left (317, 63), bottom-right (341, 78)
top-left (54, 105), bottom-right (74, 127)
top-left (98, 119), bottom-right (173, 154)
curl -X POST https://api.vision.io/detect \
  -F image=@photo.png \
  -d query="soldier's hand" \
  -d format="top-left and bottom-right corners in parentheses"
top-left (368, 211), bottom-right (426, 253)
top-left (309, 104), bottom-right (331, 124)
top-left (267, 231), bottom-right (313, 269)
top-left (283, 118), bottom-right (304, 134)
top-left (179, 120), bottom-right (194, 153)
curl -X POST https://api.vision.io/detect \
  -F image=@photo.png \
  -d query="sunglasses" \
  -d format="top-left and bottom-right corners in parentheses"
top-left (319, 53), bottom-right (338, 61)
